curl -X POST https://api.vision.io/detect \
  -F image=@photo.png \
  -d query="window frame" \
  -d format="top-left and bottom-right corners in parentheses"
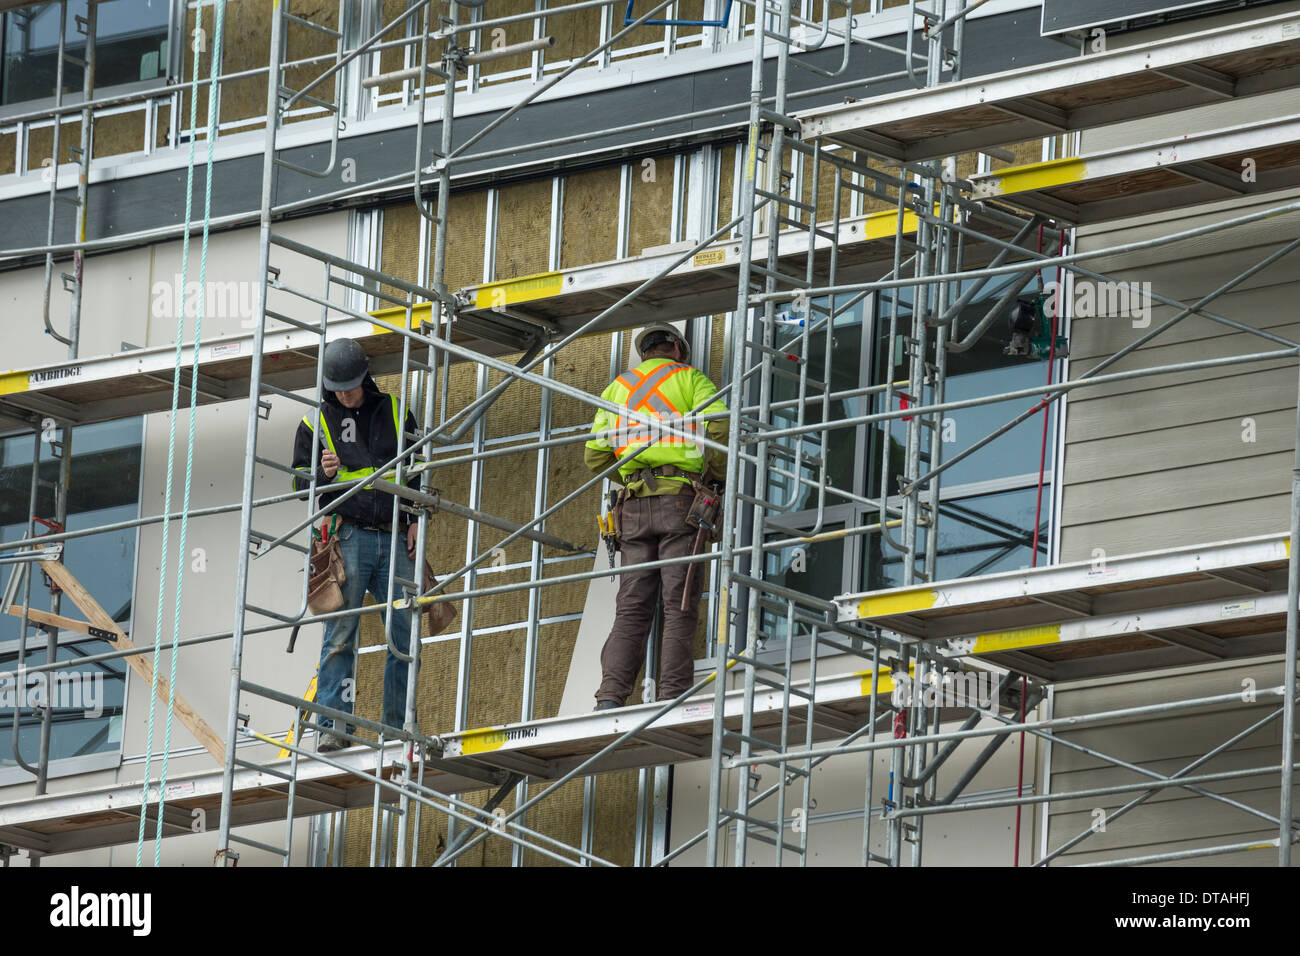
top-left (0, 415), bottom-right (144, 786)
top-left (752, 286), bottom-right (1066, 666)
top-left (0, 630), bottom-right (130, 786)
top-left (0, 0), bottom-right (179, 117)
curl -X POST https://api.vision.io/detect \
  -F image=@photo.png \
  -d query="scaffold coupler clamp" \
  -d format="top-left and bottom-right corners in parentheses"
top-left (33, 518), bottom-right (64, 594)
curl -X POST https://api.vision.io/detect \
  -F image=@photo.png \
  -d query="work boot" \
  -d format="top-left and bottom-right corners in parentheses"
top-left (594, 700), bottom-right (621, 711)
top-left (317, 731), bottom-right (350, 753)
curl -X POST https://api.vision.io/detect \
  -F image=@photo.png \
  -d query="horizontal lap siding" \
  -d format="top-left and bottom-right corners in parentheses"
top-left (1058, 195), bottom-right (1300, 564)
top-left (1046, 659), bottom-right (1287, 865)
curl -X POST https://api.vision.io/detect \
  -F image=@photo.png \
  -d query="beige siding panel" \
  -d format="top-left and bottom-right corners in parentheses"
top-left (1064, 365), bottom-right (1297, 443)
top-left (1058, 494), bottom-right (1289, 561)
top-left (1065, 288), bottom-right (1299, 377)
top-left (1066, 408), bottom-right (1295, 483)
top-left (1060, 830), bottom-right (1279, 866)
top-left (1063, 343), bottom-right (1294, 408)
top-left (1076, 193), bottom-right (1300, 278)
top-left (1065, 266), bottom-right (1297, 364)
top-left (1050, 746), bottom-right (1280, 804)
top-left (1047, 660), bottom-right (1288, 864)
top-left (1049, 791), bottom-right (1280, 858)
top-left (1061, 450), bottom-right (1292, 527)
top-left (1050, 714), bottom-right (1280, 779)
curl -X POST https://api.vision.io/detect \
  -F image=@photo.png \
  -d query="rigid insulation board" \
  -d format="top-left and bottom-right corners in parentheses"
top-left (834, 532), bottom-right (1293, 683)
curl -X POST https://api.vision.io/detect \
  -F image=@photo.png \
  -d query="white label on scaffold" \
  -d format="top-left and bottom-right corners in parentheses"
top-left (680, 703), bottom-right (712, 721)
top-left (1220, 600), bottom-right (1256, 617)
top-left (165, 781), bottom-right (196, 798)
top-left (210, 342), bottom-right (242, 359)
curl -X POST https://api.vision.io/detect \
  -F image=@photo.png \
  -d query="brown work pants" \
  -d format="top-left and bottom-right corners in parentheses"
top-left (596, 492), bottom-right (702, 705)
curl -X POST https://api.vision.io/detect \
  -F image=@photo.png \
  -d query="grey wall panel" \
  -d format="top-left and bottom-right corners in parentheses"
top-left (1041, 0), bottom-right (1287, 34)
top-left (1066, 407), bottom-right (1296, 483)
top-left (1059, 494), bottom-right (1290, 560)
top-left (1046, 659), bottom-right (1287, 865)
top-left (1060, 830), bottom-right (1280, 865)
top-left (1066, 366), bottom-right (1298, 442)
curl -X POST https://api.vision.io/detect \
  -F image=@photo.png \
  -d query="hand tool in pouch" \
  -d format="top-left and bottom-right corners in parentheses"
top-left (680, 481), bottom-right (722, 612)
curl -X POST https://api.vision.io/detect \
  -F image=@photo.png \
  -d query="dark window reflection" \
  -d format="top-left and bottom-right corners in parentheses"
top-left (863, 487), bottom-right (1049, 591)
top-left (0, 419), bottom-right (141, 773)
top-left (0, 638), bottom-right (126, 768)
top-left (2, 1), bottom-right (170, 106)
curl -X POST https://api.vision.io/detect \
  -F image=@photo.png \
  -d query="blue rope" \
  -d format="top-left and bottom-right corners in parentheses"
top-left (136, 0), bottom-right (226, 867)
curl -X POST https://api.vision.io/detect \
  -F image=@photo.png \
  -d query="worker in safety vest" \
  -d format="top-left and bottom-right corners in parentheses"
top-left (585, 323), bottom-right (729, 709)
top-left (291, 338), bottom-right (422, 752)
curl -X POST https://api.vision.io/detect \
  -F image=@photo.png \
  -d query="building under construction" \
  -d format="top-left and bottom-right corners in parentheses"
top-left (0, 0), bottom-right (1296, 868)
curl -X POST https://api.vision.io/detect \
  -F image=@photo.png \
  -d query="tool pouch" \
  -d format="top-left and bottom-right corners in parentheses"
top-left (306, 519), bottom-right (346, 616)
top-left (422, 564), bottom-right (458, 636)
top-left (610, 487), bottom-right (627, 550)
top-left (684, 480), bottom-right (723, 543)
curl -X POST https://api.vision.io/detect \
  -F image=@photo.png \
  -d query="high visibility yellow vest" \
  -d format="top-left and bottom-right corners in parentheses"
top-left (296, 395), bottom-right (404, 487)
top-left (588, 358), bottom-right (726, 486)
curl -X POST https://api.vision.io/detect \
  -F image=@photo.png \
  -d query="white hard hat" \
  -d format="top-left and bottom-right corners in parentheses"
top-left (633, 323), bottom-right (690, 363)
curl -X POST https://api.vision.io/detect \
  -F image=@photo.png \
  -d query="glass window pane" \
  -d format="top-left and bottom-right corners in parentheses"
top-left (862, 487), bottom-right (1049, 590)
top-left (0, 637), bottom-right (126, 768)
top-left (761, 527), bottom-right (844, 641)
top-left (767, 297), bottom-right (865, 511)
top-left (871, 273), bottom-right (1059, 492)
top-left (3, 1), bottom-right (170, 107)
top-left (0, 419), bottom-right (143, 643)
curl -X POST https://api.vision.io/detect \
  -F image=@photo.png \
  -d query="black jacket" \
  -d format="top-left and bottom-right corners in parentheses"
top-left (291, 375), bottom-right (421, 528)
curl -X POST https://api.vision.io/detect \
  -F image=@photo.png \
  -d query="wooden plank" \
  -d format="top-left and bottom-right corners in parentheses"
top-left (38, 561), bottom-right (227, 766)
top-left (6, 605), bottom-right (99, 636)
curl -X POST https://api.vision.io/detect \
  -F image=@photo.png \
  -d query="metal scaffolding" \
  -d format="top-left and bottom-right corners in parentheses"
top-left (0, 0), bottom-right (1297, 867)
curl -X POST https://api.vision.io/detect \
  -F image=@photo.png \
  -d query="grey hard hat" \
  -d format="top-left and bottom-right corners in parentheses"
top-left (322, 338), bottom-right (370, 391)
top-left (634, 322), bottom-right (690, 364)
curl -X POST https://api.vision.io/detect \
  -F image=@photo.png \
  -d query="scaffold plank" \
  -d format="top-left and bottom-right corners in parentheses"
top-left (0, 663), bottom-right (1000, 857)
top-left (835, 532), bottom-right (1291, 681)
top-left (798, 11), bottom-right (1300, 162)
top-left (968, 112), bottom-right (1300, 225)
top-left (0, 205), bottom-right (927, 434)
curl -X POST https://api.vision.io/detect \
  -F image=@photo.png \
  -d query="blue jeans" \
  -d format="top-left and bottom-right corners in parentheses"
top-left (316, 523), bottom-right (418, 735)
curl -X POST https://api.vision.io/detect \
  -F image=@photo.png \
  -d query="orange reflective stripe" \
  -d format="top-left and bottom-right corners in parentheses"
top-left (611, 362), bottom-right (693, 457)
top-left (626, 363), bottom-right (688, 411)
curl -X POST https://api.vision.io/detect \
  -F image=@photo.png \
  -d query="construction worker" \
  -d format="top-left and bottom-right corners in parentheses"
top-left (586, 323), bottom-right (729, 710)
top-left (292, 338), bottom-right (421, 752)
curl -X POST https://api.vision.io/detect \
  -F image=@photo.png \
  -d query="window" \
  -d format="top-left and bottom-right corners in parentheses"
top-left (0, 634), bottom-right (127, 777)
top-left (0, 418), bottom-right (143, 782)
top-left (862, 274), bottom-right (1059, 593)
top-left (1, 1), bottom-right (171, 107)
top-left (757, 273), bottom-right (1062, 648)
